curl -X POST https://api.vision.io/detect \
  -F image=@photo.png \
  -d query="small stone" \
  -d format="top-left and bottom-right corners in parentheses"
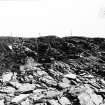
top-left (58, 82), bottom-right (70, 88)
top-left (18, 83), bottom-right (35, 92)
top-left (8, 45), bottom-right (12, 50)
top-left (1, 86), bottom-right (16, 94)
top-left (100, 79), bottom-right (105, 85)
top-left (21, 98), bottom-right (32, 105)
top-left (0, 99), bottom-right (4, 105)
top-left (62, 78), bottom-right (70, 84)
top-left (78, 84), bottom-right (103, 105)
top-left (41, 77), bottom-right (57, 86)
top-left (64, 73), bottom-right (76, 79)
top-left (11, 94), bottom-right (30, 104)
top-left (46, 90), bottom-right (61, 98)
top-left (31, 89), bottom-right (46, 100)
top-left (58, 97), bottom-right (71, 105)
top-left (78, 93), bottom-right (94, 105)
top-left (37, 70), bottom-right (48, 76)
top-left (2, 72), bottom-right (13, 83)
top-left (9, 81), bottom-right (22, 89)
top-left (48, 99), bottom-right (60, 105)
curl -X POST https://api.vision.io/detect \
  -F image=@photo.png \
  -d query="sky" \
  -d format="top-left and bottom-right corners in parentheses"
top-left (0, 0), bottom-right (104, 37)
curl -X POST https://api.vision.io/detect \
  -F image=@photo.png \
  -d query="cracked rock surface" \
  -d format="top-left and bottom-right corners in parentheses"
top-left (0, 36), bottom-right (105, 105)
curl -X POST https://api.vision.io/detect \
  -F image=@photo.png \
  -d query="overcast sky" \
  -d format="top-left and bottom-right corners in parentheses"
top-left (0, 0), bottom-right (105, 37)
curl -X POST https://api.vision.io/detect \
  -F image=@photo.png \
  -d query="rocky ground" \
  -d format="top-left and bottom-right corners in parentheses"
top-left (0, 36), bottom-right (105, 105)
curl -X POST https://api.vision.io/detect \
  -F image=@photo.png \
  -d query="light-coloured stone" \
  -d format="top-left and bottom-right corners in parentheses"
top-left (62, 78), bottom-right (70, 84)
top-left (1, 86), bottom-right (16, 94)
top-left (58, 82), bottom-right (70, 88)
top-left (21, 98), bottom-right (32, 105)
top-left (0, 94), bottom-right (6, 99)
top-left (9, 82), bottom-right (35, 92)
top-left (30, 89), bottom-right (46, 101)
top-left (85, 84), bottom-right (103, 105)
top-left (37, 70), bottom-right (48, 76)
top-left (11, 94), bottom-right (30, 104)
top-left (100, 79), bottom-right (105, 85)
top-left (0, 99), bottom-right (4, 105)
top-left (48, 99), bottom-right (60, 105)
top-left (64, 73), bottom-right (76, 79)
top-left (18, 83), bottom-right (35, 92)
top-left (46, 90), bottom-right (61, 98)
top-left (9, 81), bottom-right (22, 88)
top-left (58, 97), bottom-right (71, 105)
top-left (78, 84), bottom-right (103, 105)
top-left (8, 45), bottom-right (12, 50)
top-left (41, 77), bottom-right (57, 86)
top-left (78, 93), bottom-right (94, 105)
top-left (83, 74), bottom-right (94, 78)
top-left (30, 93), bottom-right (44, 101)
top-left (2, 72), bottom-right (13, 83)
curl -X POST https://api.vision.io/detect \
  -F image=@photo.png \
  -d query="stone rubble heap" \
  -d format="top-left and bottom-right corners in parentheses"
top-left (0, 58), bottom-right (105, 105)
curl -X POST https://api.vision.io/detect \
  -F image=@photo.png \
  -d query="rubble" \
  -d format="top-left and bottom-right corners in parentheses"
top-left (1, 60), bottom-right (105, 105)
top-left (1, 36), bottom-right (105, 105)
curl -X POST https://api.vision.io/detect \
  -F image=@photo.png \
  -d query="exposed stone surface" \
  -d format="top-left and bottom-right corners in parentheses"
top-left (0, 59), bottom-right (105, 105)
top-left (0, 36), bottom-right (105, 105)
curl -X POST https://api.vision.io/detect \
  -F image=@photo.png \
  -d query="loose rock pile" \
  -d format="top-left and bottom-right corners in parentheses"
top-left (0, 36), bottom-right (105, 105)
top-left (0, 57), bottom-right (105, 105)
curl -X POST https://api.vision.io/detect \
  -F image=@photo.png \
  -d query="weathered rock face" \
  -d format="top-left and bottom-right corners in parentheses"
top-left (0, 36), bottom-right (105, 105)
